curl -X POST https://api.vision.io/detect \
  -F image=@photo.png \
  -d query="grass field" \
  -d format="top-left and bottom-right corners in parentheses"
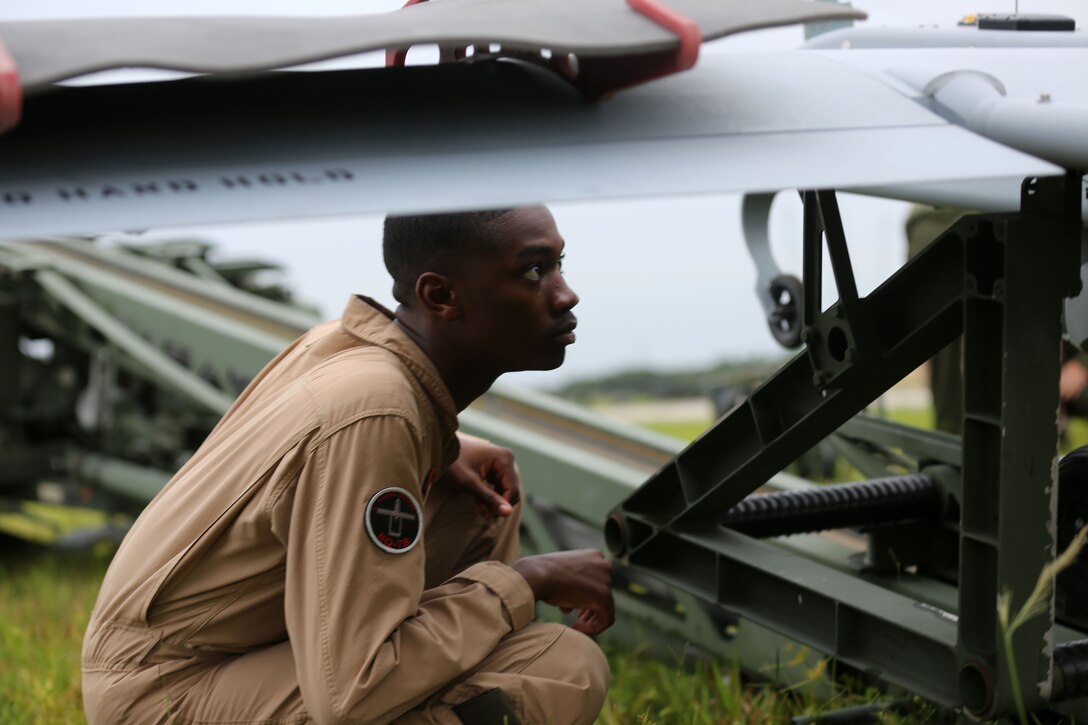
top-left (2, 403), bottom-right (1075, 724)
top-left (0, 540), bottom-right (111, 725)
top-left (0, 538), bottom-right (932, 724)
top-left (641, 406), bottom-right (937, 445)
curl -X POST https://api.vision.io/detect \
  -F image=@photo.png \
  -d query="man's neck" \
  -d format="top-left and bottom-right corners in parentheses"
top-left (394, 313), bottom-right (496, 412)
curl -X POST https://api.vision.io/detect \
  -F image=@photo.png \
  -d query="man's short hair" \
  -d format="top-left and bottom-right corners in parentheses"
top-left (383, 209), bottom-right (514, 306)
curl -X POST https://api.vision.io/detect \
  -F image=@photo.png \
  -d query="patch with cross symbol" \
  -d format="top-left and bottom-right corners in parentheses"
top-left (364, 487), bottom-right (422, 554)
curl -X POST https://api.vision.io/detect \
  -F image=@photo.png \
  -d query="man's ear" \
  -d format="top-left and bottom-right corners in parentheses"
top-left (415, 272), bottom-right (462, 320)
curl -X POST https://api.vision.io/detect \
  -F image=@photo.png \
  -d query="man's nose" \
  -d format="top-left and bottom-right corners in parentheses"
top-left (553, 275), bottom-right (579, 312)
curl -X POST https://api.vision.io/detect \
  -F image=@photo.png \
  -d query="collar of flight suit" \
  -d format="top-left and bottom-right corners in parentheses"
top-left (339, 295), bottom-right (461, 468)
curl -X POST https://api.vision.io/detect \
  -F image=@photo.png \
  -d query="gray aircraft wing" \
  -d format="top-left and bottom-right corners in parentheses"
top-left (0, 46), bottom-right (1064, 238)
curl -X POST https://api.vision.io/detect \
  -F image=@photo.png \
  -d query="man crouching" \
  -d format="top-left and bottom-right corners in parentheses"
top-left (82, 206), bottom-right (613, 724)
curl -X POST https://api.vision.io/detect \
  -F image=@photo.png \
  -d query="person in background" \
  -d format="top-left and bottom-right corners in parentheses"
top-left (906, 205), bottom-right (1088, 439)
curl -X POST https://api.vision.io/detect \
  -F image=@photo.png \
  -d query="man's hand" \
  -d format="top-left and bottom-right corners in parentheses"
top-left (511, 550), bottom-right (615, 636)
top-left (439, 433), bottom-right (521, 518)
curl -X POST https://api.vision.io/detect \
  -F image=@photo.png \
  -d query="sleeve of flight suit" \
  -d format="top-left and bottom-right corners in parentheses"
top-left (280, 413), bottom-right (536, 725)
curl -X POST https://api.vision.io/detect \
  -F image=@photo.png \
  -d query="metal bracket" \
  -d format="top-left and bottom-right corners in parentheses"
top-left (742, 193), bottom-right (804, 349)
top-left (801, 191), bottom-right (879, 383)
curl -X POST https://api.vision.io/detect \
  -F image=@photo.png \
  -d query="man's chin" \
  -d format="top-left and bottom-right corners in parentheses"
top-left (508, 349), bottom-right (568, 373)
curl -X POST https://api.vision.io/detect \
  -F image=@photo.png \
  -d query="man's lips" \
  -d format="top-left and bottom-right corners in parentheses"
top-left (553, 318), bottom-right (578, 344)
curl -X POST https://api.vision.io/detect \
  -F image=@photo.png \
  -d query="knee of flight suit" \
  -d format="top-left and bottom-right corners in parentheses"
top-left (399, 624), bottom-right (611, 725)
top-left (566, 627), bottom-right (611, 714)
top-left (527, 623), bottom-right (610, 723)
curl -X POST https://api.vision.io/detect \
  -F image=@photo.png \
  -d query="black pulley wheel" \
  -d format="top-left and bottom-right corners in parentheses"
top-left (767, 274), bottom-right (803, 349)
top-left (1057, 446), bottom-right (1088, 608)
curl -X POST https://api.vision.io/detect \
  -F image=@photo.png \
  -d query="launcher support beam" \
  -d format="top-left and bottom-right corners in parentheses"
top-left (606, 174), bottom-right (1084, 717)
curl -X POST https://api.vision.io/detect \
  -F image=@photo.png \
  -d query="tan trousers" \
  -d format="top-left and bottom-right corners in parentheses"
top-left (83, 487), bottom-right (609, 724)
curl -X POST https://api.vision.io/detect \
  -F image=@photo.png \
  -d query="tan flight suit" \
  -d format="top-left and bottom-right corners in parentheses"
top-left (82, 296), bottom-right (609, 725)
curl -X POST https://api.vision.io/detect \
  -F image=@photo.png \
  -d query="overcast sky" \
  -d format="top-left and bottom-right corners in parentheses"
top-left (5, 0), bottom-right (1086, 388)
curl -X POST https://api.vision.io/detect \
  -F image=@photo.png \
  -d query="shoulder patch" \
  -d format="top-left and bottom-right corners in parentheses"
top-left (364, 487), bottom-right (422, 554)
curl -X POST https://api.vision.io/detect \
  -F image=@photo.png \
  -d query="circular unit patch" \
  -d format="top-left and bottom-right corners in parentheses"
top-left (364, 487), bottom-right (422, 554)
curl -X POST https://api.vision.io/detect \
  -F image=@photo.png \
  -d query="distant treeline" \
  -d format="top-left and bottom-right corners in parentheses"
top-left (554, 358), bottom-right (785, 403)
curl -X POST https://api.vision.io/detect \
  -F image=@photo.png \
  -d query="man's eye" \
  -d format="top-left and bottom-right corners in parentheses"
top-left (523, 265), bottom-right (542, 282)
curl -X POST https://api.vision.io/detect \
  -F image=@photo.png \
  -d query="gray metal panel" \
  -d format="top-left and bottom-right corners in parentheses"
top-left (0, 53), bottom-right (1058, 239)
top-left (0, 0), bottom-right (864, 90)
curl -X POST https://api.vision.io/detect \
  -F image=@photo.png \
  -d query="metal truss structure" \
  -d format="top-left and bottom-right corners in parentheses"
top-left (606, 173), bottom-right (1088, 719)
